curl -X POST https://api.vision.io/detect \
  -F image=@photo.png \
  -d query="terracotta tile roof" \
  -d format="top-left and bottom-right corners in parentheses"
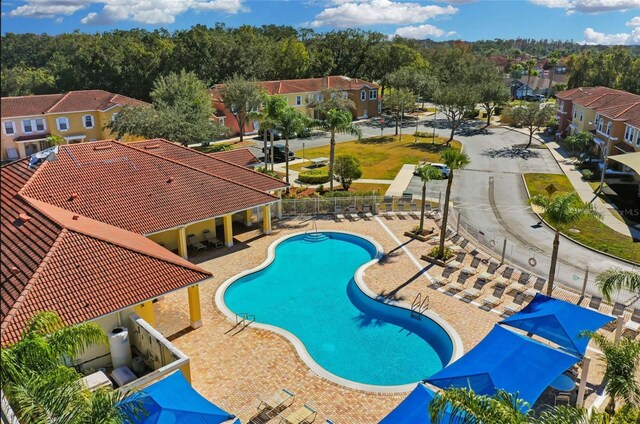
top-left (571, 88), bottom-right (632, 108)
top-left (1, 160), bottom-right (211, 345)
top-left (128, 139), bottom-right (285, 192)
top-left (597, 102), bottom-right (640, 125)
top-left (1, 90), bottom-right (148, 118)
top-left (210, 148), bottom-right (261, 168)
top-left (555, 86), bottom-right (612, 101)
top-left (20, 141), bottom-right (279, 234)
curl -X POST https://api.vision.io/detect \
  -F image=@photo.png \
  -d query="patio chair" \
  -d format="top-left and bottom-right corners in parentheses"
top-left (518, 272), bottom-right (531, 285)
top-left (381, 202), bottom-right (395, 219)
top-left (446, 280), bottom-right (466, 293)
top-left (408, 203), bottom-right (420, 219)
top-left (507, 280), bottom-right (527, 294)
top-left (607, 302), bottom-right (627, 331)
top-left (346, 205), bottom-right (358, 220)
top-left (502, 293), bottom-right (526, 316)
top-left (397, 202), bottom-right (410, 218)
top-left (462, 281), bottom-right (485, 300)
top-left (460, 266), bottom-right (476, 276)
top-left (334, 206), bottom-right (345, 222)
top-left (257, 389), bottom-right (295, 419)
top-left (624, 308), bottom-right (640, 334)
top-left (587, 296), bottom-right (602, 312)
top-left (362, 204), bottom-right (374, 219)
top-left (554, 392), bottom-right (571, 407)
top-left (482, 286), bottom-right (505, 309)
top-left (429, 275), bottom-right (448, 289)
top-left (278, 403), bottom-right (317, 424)
top-left (202, 230), bottom-right (223, 248)
top-left (187, 234), bottom-right (206, 251)
top-left (445, 260), bottom-right (462, 270)
top-left (477, 272), bottom-right (493, 282)
top-left (524, 277), bottom-right (547, 298)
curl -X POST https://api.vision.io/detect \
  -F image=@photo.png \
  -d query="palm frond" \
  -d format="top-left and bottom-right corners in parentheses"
top-left (49, 322), bottom-right (107, 360)
top-left (596, 268), bottom-right (640, 302)
top-left (530, 192), bottom-right (601, 229)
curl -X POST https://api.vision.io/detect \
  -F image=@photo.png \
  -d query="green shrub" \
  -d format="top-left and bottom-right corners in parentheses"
top-left (494, 106), bottom-right (503, 116)
top-left (581, 169), bottom-right (593, 181)
top-left (414, 130), bottom-right (437, 138)
top-left (298, 168), bottom-right (330, 184)
top-left (256, 166), bottom-right (281, 178)
top-left (464, 109), bottom-right (480, 119)
top-left (426, 246), bottom-right (454, 260)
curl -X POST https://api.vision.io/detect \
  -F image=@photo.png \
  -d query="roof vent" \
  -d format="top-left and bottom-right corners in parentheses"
top-left (68, 193), bottom-right (78, 201)
top-left (10, 266), bottom-right (20, 274)
top-left (94, 145), bottom-right (113, 151)
top-left (167, 177), bottom-right (174, 183)
top-left (72, 215), bottom-right (80, 220)
top-left (144, 144), bottom-right (160, 150)
top-left (19, 213), bottom-right (31, 222)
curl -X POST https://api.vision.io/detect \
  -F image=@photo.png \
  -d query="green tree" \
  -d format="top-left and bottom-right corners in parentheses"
top-left (596, 268), bottom-right (640, 303)
top-left (478, 77), bottom-right (510, 127)
top-left (258, 95), bottom-right (288, 171)
top-left (415, 165), bottom-right (443, 234)
top-left (219, 75), bottom-right (264, 142)
top-left (333, 155), bottom-right (362, 191)
top-left (524, 58), bottom-right (537, 100)
top-left (383, 88), bottom-right (416, 136)
top-left (565, 131), bottom-right (594, 156)
top-left (274, 38), bottom-right (310, 79)
top-left (530, 192), bottom-right (601, 296)
top-left (0, 66), bottom-right (56, 96)
top-left (509, 102), bottom-right (554, 149)
top-left (1, 311), bottom-right (139, 423)
top-left (109, 70), bottom-right (226, 145)
top-left (306, 87), bottom-right (355, 118)
top-left (44, 134), bottom-right (66, 149)
top-left (433, 85), bottom-right (479, 143)
top-left (313, 109), bottom-right (362, 191)
top-left (277, 106), bottom-right (310, 184)
top-left (586, 332), bottom-right (640, 414)
top-left (436, 149), bottom-right (470, 259)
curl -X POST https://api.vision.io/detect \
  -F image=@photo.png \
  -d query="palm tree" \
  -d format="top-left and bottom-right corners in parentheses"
top-left (586, 332), bottom-right (640, 414)
top-left (313, 109), bottom-right (362, 191)
top-left (1, 311), bottom-right (139, 423)
top-left (437, 149), bottom-right (470, 259)
top-left (596, 268), bottom-right (640, 302)
top-left (416, 165), bottom-right (443, 234)
top-left (524, 58), bottom-right (537, 101)
top-left (428, 387), bottom-right (601, 424)
top-left (277, 106), bottom-right (310, 185)
top-left (258, 95), bottom-right (287, 171)
top-left (530, 192), bottom-right (601, 296)
top-left (305, 88), bottom-right (355, 118)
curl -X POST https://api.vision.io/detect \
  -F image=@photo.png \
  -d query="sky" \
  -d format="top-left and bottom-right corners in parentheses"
top-left (1, 0), bottom-right (639, 45)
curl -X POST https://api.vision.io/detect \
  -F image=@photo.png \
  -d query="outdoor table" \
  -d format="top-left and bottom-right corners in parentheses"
top-left (550, 374), bottom-right (575, 392)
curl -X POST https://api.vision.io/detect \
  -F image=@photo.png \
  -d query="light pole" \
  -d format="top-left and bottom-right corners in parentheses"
top-left (596, 133), bottom-right (612, 194)
top-left (432, 105), bottom-right (437, 144)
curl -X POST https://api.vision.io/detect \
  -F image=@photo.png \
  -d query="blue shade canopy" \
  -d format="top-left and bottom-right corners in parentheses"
top-left (501, 293), bottom-right (614, 356)
top-left (379, 383), bottom-right (459, 424)
top-left (426, 325), bottom-right (579, 408)
top-left (122, 370), bottom-right (236, 424)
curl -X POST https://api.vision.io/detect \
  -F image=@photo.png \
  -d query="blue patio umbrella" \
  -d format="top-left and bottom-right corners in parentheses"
top-left (122, 370), bottom-right (236, 424)
top-left (501, 293), bottom-right (614, 356)
top-left (378, 383), bottom-right (460, 424)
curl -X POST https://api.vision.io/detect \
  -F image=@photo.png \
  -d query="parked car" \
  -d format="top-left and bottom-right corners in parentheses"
top-left (413, 163), bottom-right (450, 179)
top-left (526, 94), bottom-right (546, 102)
top-left (258, 129), bottom-right (282, 141)
top-left (263, 144), bottom-right (295, 162)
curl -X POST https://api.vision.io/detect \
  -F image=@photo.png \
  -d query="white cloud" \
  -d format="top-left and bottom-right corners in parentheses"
top-left (6, 0), bottom-right (248, 24)
top-left (582, 26), bottom-right (640, 44)
top-left (531, 0), bottom-right (640, 14)
top-left (627, 16), bottom-right (640, 25)
top-left (395, 24), bottom-right (456, 39)
top-left (310, 0), bottom-right (458, 28)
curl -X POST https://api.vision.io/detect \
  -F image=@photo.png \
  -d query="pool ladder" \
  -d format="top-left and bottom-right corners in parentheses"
top-left (235, 312), bottom-right (255, 328)
top-left (410, 293), bottom-right (429, 320)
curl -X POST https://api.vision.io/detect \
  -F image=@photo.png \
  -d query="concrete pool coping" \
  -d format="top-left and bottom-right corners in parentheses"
top-left (214, 230), bottom-right (464, 394)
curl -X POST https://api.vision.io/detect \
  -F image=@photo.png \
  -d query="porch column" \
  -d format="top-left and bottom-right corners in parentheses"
top-left (263, 204), bottom-right (272, 235)
top-left (277, 191), bottom-right (283, 219)
top-left (209, 218), bottom-right (217, 236)
top-left (187, 285), bottom-right (202, 329)
top-left (133, 301), bottom-right (156, 327)
top-left (576, 356), bottom-right (591, 407)
top-left (245, 209), bottom-right (253, 226)
top-left (177, 226), bottom-right (188, 259)
top-left (223, 214), bottom-right (233, 247)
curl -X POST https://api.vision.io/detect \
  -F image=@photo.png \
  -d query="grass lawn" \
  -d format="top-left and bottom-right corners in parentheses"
top-left (349, 182), bottom-right (391, 194)
top-left (294, 134), bottom-right (461, 180)
top-left (289, 161), bottom-right (314, 171)
top-left (524, 173), bottom-right (639, 262)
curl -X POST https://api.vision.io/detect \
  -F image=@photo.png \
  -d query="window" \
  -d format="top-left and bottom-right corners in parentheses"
top-left (597, 118), bottom-right (603, 132)
top-left (35, 118), bottom-right (45, 132)
top-left (83, 114), bottom-right (94, 129)
top-left (558, 101), bottom-right (564, 111)
top-left (606, 122), bottom-right (611, 136)
top-left (22, 120), bottom-right (33, 133)
top-left (579, 111), bottom-right (583, 122)
top-left (57, 117), bottom-right (69, 131)
top-left (342, 92), bottom-right (348, 100)
top-left (360, 90), bottom-right (366, 101)
top-left (624, 126), bottom-right (635, 143)
top-left (111, 112), bottom-right (119, 122)
top-left (573, 110), bottom-right (577, 119)
top-left (369, 90), bottom-right (377, 100)
top-left (3, 121), bottom-right (15, 135)
top-left (295, 96), bottom-right (302, 106)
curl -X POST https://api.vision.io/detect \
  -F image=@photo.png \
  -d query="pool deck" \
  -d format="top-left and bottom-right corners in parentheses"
top-left (154, 216), bottom-right (625, 423)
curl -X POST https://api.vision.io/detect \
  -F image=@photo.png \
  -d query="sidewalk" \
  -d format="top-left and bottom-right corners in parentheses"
top-left (507, 126), bottom-right (639, 239)
top-left (271, 159), bottom-right (394, 188)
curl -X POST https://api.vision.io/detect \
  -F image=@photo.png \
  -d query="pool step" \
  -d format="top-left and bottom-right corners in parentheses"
top-left (302, 232), bottom-right (329, 243)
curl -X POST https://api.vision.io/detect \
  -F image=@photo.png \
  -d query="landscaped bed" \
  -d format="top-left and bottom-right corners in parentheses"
top-left (294, 135), bottom-right (461, 180)
top-left (523, 173), bottom-right (640, 263)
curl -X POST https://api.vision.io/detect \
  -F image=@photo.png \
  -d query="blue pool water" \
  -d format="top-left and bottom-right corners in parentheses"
top-left (223, 232), bottom-right (454, 387)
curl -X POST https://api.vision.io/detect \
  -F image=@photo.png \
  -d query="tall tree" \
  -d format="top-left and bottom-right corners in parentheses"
top-left (313, 109), bottom-right (362, 191)
top-left (509, 102), bottom-right (554, 149)
top-left (333, 155), bottom-right (362, 191)
top-left (109, 70), bottom-right (226, 145)
top-left (597, 268), bottom-right (640, 303)
top-left (258, 95), bottom-right (288, 170)
top-left (477, 62), bottom-right (510, 127)
top-left (277, 106), bottom-right (310, 184)
top-left (530, 192), bottom-right (601, 296)
top-left (219, 75), bottom-right (264, 143)
top-left (383, 88), bottom-right (416, 136)
top-left (415, 165), bottom-right (443, 234)
top-left (524, 58), bottom-right (537, 99)
top-left (306, 87), bottom-right (355, 118)
top-left (437, 149), bottom-right (471, 259)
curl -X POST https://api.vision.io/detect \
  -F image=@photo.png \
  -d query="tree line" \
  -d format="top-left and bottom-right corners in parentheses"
top-left (2, 25), bottom-right (639, 100)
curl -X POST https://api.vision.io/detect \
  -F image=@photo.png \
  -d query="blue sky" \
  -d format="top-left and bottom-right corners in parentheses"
top-left (1, 1), bottom-right (639, 45)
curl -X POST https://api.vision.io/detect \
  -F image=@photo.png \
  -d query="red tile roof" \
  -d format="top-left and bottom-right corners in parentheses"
top-left (1, 159), bottom-right (211, 345)
top-left (20, 141), bottom-right (279, 234)
top-left (1, 90), bottom-right (148, 118)
top-left (210, 148), bottom-right (261, 168)
top-left (127, 139), bottom-right (285, 192)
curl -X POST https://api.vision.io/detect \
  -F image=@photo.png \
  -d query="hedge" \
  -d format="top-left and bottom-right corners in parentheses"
top-left (298, 169), bottom-right (330, 184)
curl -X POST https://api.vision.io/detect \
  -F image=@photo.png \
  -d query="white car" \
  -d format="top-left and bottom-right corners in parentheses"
top-left (414, 163), bottom-right (450, 179)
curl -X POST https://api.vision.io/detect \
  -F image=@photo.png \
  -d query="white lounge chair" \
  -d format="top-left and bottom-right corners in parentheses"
top-left (625, 308), bottom-right (640, 334)
top-left (258, 389), bottom-right (295, 419)
top-left (503, 293), bottom-right (526, 315)
top-left (346, 205), bottom-right (358, 220)
top-left (334, 206), bottom-right (345, 222)
top-left (362, 205), bottom-right (374, 219)
top-left (203, 229), bottom-right (223, 248)
top-left (278, 403), bottom-right (317, 424)
top-left (482, 286), bottom-right (505, 309)
top-left (187, 234), bottom-right (206, 251)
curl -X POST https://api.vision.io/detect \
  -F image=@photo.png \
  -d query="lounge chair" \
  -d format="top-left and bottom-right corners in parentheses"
top-left (430, 275), bottom-right (448, 288)
top-left (517, 272), bottom-right (531, 285)
top-left (278, 403), bottom-right (317, 424)
top-left (587, 296), bottom-right (602, 311)
top-left (346, 205), bottom-right (358, 220)
top-left (487, 260), bottom-right (500, 274)
top-left (447, 280), bottom-right (466, 293)
top-left (381, 202), bottom-right (394, 219)
top-left (334, 206), bottom-right (345, 222)
top-left (202, 230), bottom-right (223, 248)
top-left (397, 202), bottom-right (410, 218)
top-left (477, 272), bottom-right (493, 282)
top-left (507, 281), bottom-right (527, 294)
top-left (257, 389), bottom-right (295, 419)
top-left (624, 308), bottom-right (640, 334)
top-left (408, 203), bottom-right (420, 219)
top-left (502, 293), bottom-right (526, 315)
top-left (524, 277), bottom-right (547, 298)
top-left (446, 260), bottom-right (462, 270)
top-left (482, 286), bottom-right (505, 309)
top-left (492, 276), bottom-right (509, 288)
top-left (187, 234), bottom-right (206, 251)
top-left (362, 205), bottom-right (374, 219)
top-left (460, 266), bottom-right (476, 276)
top-left (462, 281), bottom-right (484, 300)
top-left (554, 392), bottom-right (571, 407)
top-left (607, 302), bottom-right (627, 331)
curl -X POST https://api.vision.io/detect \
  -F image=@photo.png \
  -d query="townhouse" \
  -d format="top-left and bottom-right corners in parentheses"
top-left (1, 90), bottom-right (148, 161)
top-left (211, 75), bottom-right (381, 136)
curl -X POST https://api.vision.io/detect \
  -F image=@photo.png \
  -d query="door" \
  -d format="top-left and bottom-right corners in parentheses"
top-left (24, 143), bottom-right (38, 156)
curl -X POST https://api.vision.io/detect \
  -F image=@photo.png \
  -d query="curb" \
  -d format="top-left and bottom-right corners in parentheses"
top-left (520, 174), bottom-right (639, 266)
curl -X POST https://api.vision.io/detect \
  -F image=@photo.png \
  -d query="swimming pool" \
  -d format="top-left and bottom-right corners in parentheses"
top-left (216, 231), bottom-right (462, 392)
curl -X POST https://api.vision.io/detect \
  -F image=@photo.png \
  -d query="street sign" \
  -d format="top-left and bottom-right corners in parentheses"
top-left (545, 184), bottom-right (557, 196)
